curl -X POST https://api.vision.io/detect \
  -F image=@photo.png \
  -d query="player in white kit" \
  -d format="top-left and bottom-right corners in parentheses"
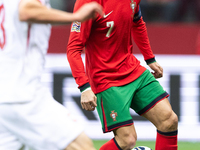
top-left (0, 0), bottom-right (103, 150)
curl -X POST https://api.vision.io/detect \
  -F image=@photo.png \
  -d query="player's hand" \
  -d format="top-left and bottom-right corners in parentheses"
top-left (81, 90), bottom-right (97, 111)
top-left (148, 62), bottom-right (163, 79)
top-left (74, 2), bottom-right (103, 22)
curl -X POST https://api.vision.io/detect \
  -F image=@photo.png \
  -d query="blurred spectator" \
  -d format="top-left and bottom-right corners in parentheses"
top-left (50, 0), bottom-right (75, 12)
top-left (65, 0), bottom-right (76, 12)
top-left (140, 0), bottom-right (179, 22)
top-left (50, 0), bottom-right (66, 10)
top-left (161, 0), bottom-right (180, 22)
top-left (50, 0), bottom-right (200, 23)
top-left (176, 0), bottom-right (200, 22)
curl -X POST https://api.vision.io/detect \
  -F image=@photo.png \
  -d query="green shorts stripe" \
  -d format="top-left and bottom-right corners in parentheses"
top-left (96, 69), bottom-right (169, 133)
top-left (99, 97), bottom-right (134, 133)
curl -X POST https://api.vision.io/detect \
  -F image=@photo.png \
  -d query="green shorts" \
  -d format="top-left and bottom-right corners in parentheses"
top-left (96, 69), bottom-right (169, 133)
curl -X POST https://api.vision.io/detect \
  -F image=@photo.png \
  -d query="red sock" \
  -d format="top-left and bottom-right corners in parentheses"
top-left (100, 138), bottom-right (122, 150)
top-left (156, 130), bottom-right (178, 150)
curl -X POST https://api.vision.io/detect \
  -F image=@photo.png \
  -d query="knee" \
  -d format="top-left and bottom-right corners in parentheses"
top-left (125, 134), bottom-right (137, 149)
top-left (159, 111), bottom-right (178, 132)
top-left (167, 111), bottom-right (178, 130)
top-left (116, 131), bottom-right (137, 149)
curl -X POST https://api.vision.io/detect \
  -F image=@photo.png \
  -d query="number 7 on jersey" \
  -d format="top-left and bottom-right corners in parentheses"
top-left (106, 21), bottom-right (114, 38)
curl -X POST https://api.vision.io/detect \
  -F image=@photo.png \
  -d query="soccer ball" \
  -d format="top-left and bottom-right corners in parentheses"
top-left (132, 146), bottom-right (152, 150)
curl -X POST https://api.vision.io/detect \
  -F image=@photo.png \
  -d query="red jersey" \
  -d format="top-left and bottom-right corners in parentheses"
top-left (67, 0), bottom-right (155, 94)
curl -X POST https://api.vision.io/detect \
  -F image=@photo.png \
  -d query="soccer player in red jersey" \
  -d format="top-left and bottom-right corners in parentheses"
top-left (67, 0), bottom-right (178, 149)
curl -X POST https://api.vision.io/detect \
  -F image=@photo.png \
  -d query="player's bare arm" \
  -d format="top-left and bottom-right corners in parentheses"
top-left (19, 0), bottom-right (103, 24)
top-left (73, 2), bottom-right (104, 22)
top-left (148, 62), bottom-right (163, 78)
top-left (81, 90), bottom-right (97, 111)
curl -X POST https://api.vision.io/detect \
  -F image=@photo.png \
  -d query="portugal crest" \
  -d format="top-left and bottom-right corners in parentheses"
top-left (110, 110), bottom-right (118, 121)
top-left (130, 0), bottom-right (136, 17)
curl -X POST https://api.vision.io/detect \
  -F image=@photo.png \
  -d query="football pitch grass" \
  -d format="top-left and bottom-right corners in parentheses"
top-left (93, 140), bottom-right (200, 150)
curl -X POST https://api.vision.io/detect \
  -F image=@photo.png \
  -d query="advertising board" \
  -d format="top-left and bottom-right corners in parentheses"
top-left (42, 54), bottom-right (200, 140)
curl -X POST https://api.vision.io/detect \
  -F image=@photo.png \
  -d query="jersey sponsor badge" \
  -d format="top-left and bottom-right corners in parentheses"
top-left (71, 21), bottom-right (81, 32)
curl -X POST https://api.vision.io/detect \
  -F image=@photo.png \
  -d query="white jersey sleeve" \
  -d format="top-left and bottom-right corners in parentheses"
top-left (0, 0), bottom-right (51, 103)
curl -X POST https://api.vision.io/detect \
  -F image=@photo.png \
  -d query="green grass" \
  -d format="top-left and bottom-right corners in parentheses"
top-left (93, 140), bottom-right (200, 150)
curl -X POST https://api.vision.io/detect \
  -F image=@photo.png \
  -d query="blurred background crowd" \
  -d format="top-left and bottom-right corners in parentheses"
top-left (50, 0), bottom-right (200, 22)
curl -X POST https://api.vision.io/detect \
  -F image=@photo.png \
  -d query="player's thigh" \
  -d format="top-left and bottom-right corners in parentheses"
top-left (131, 69), bottom-right (169, 115)
top-left (65, 132), bottom-right (95, 150)
top-left (0, 120), bottom-right (24, 150)
top-left (0, 87), bottom-right (84, 150)
top-left (96, 86), bottom-right (135, 133)
top-left (26, 88), bottom-right (85, 150)
top-left (142, 98), bottom-right (178, 131)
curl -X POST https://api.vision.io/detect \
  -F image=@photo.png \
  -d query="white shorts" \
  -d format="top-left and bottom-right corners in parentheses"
top-left (0, 86), bottom-right (84, 150)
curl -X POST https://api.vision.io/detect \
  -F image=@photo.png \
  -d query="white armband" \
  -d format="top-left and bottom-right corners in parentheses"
top-left (81, 87), bottom-right (92, 93)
